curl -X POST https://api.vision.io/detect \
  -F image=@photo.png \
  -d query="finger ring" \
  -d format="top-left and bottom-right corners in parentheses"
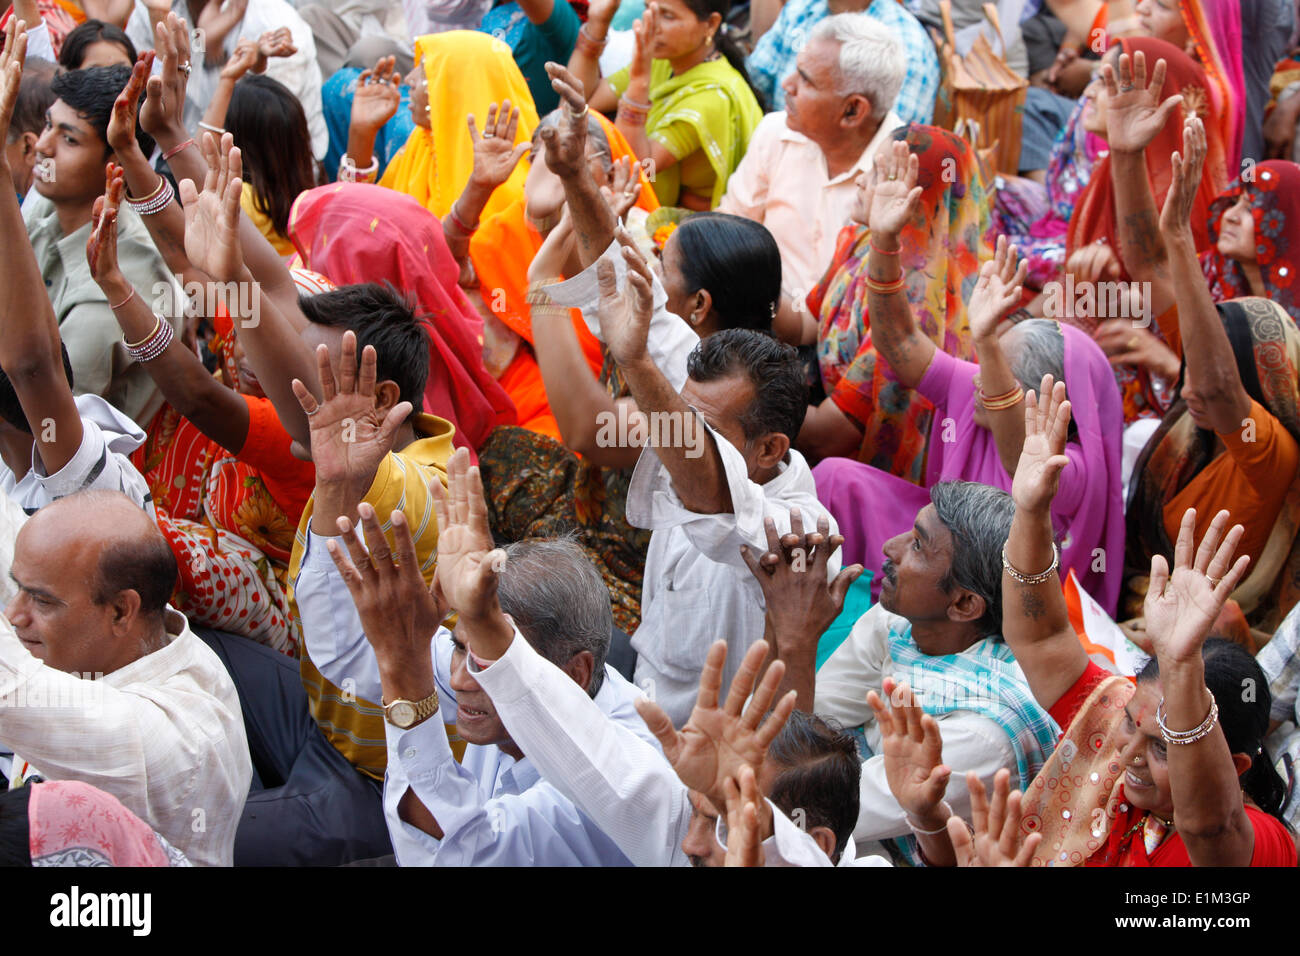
top-left (306, 406), bottom-right (321, 417)
top-left (1208, 577), bottom-right (1221, 587)
top-left (180, 63), bottom-right (192, 76)
top-left (568, 104), bottom-right (589, 121)
top-left (1120, 84), bottom-right (1135, 92)
top-left (1127, 335), bottom-right (1138, 349)
top-left (482, 129), bottom-right (494, 139)
top-left (888, 173), bottom-right (897, 181)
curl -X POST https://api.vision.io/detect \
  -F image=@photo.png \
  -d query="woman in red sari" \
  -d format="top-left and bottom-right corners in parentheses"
top-left (874, 387), bottom-right (1295, 868)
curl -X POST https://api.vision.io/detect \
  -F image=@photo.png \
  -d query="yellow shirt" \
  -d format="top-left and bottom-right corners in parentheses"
top-left (287, 413), bottom-right (461, 779)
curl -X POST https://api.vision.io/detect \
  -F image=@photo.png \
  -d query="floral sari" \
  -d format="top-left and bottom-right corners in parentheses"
top-left (811, 124), bottom-right (991, 484)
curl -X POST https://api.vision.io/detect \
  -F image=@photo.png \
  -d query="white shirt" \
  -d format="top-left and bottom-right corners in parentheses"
top-left (815, 603), bottom-right (1019, 849)
top-left (0, 394), bottom-right (151, 516)
top-left (471, 621), bottom-right (872, 867)
top-left (717, 110), bottom-right (904, 302)
top-left (128, 0), bottom-right (328, 160)
top-left (292, 530), bottom-right (662, 866)
top-left (627, 415), bottom-right (839, 727)
top-left (544, 237), bottom-right (699, 392)
top-left (0, 608), bottom-right (251, 866)
top-left (402, 0), bottom-right (492, 35)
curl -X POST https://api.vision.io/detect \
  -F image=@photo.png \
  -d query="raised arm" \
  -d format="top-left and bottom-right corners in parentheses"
top-left (1158, 116), bottom-right (1252, 435)
top-left (862, 140), bottom-right (937, 389)
top-left (342, 56), bottom-right (400, 180)
top-left (199, 38), bottom-right (262, 132)
top-left (598, 231), bottom-right (733, 513)
top-left (1144, 508), bottom-right (1253, 866)
top-left (968, 237), bottom-right (1032, 476)
top-left (614, 3), bottom-right (680, 188)
top-left (0, 22), bottom-right (83, 474)
top-left (178, 132), bottom-right (320, 451)
top-left (88, 165), bottom-right (249, 452)
top-left (565, 0), bottom-right (620, 113)
top-left (544, 63), bottom-right (619, 269)
top-left (441, 101), bottom-right (530, 280)
top-left (1001, 377), bottom-right (1090, 711)
top-left (1102, 51), bottom-right (1182, 318)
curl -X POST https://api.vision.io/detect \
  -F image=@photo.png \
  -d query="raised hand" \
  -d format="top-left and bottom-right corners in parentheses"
top-left (0, 16), bottom-right (28, 149)
top-left (947, 770), bottom-right (1041, 866)
top-left (350, 57), bottom-right (401, 133)
top-left (326, 503), bottom-right (448, 662)
top-left (1102, 50), bottom-right (1183, 155)
top-left (1158, 115), bottom-right (1207, 238)
top-left (540, 62), bottom-right (590, 180)
top-left (585, 0), bottom-right (622, 26)
top-left (257, 26), bottom-right (296, 63)
top-left (629, 2), bottom-right (658, 82)
top-left (600, 156), bottom-right (643, 220)
top-left (867, 139), bottom-right (922, 240)
top-left (140, 14), bottom-right (195, 144)
top-left (1010, 376), bottom-right (1071, 515)
top-left (1144, 508), bottom-right (1250, 665)
top-left (596, 228), bottom-right (656, 367)
top-left (967, 236), bottom-right (1027, 342)
top-left (467, 100), bottom-right (530, 191)
top-left (1092, 320), bottom-right (1181, 380)
top-left (426, 446), bottom-right (508, 623)
top-left (106, 52), bottom-right (153, 158)
top-left (178, 132), bottom-right (244, 282)
top-left (635, 638), bottom-right (797, 814)
top-left (220, 37), bottom-right (262, 80)
top-left (866, 678), bottom-right (952, 822)
top-left (290, 331), bottom-right (413, 499)
top-left (86, 163), bottom-right (127, 284)
top-left (722, 764), bottom-right (766, 867)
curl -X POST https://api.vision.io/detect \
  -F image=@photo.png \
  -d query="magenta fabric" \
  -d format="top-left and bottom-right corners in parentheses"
top-left (28, 781), bottom-right (181, 866)
top-left (814, 324), bottom-right (1126, 614)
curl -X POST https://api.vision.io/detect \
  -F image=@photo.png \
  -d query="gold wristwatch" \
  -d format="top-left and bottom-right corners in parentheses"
top-left (383, 687), bottom-right (440, 729)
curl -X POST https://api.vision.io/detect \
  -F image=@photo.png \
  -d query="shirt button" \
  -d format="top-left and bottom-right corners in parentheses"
top-left (403, 748), bottom-right (417, 759)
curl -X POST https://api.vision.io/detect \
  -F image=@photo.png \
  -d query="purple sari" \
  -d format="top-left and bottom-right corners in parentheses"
top-left (814, 324), bottom-right (1127, 615)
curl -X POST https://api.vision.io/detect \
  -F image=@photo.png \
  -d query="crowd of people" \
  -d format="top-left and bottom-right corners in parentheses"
top-left (0, 0), bottom-right (1296, 869)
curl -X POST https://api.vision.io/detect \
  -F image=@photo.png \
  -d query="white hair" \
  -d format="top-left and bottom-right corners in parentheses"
top-left (808, 13), bottom-right (907, 122)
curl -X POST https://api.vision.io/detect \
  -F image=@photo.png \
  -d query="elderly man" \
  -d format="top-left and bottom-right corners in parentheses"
top-left (751, 480), bottom-right (1060, 860)
top-left (327, 449), bottom-right (873, 866)
top-left (747, 1), bottom-right (937, 122)
top-left (0, 490), bottom-right (251, 866)
top-left (302, 465), bottom-right (663, 865)
top-left (719, 15), bottom-right (906, 332)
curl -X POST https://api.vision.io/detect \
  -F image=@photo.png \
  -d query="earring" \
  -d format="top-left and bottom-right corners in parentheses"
top-left (689, 311), bottom-right (702, 325)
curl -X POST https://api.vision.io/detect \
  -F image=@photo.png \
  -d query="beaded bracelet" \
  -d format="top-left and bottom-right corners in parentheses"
top-left (126, 176), bottom-right (175, 216)
top-left (126, 314), bottom-right (174, 363)
top-left (1001, 541), bottom-right (1060, 586)
top-left (1156, 695), bottom-right (1219, 745)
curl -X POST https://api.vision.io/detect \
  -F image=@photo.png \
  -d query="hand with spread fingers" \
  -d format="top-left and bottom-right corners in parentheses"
top-left (178, 132), bottom-right (246, 282)
top-left (867, 139), bottom-right (922, 242)
top-left (467, 100), bottom-right (531, 192)
top-left (427, 446), bottom-right (510, 631)
top-left (967, 236), bottom-right (1028, 344)
top-left (867, 678), bottom-right (952, 825)
top-left (325, 503), bottom-right (448, 669)
top-left (351, 56), bottom-right (401, 133)
top-left (596, 229), bottom-right (657, 369)
top-left (947, 770), bottom-right (1041, 867)
top-left (600, 156), bottom-right (642, 221)
top-left (634, 638), bottom-right (796, 827)
top-left (1102, 50), bottom-right (1184, 155)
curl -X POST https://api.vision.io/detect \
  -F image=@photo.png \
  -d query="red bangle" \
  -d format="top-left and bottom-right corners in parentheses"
top-left (161, 138), bottom-right (195, 162)
top-left (870, 241), bottom-right (901, 256)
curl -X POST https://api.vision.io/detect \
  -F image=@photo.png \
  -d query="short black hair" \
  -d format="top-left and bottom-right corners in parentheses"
top-left (686, 328), bottom-right (806, 444)
top-left (50, 64), bottom-right (155, 159)
top-left (92, 528), bottom-right (178, 622)
top-left (766, 711), bottom-right (862, 864)
top-left (298, 282), bottom-right (428, 413)
top-left (674, 213), bottom-right (780, 333)
top-left (57, 19), bottom-right (137, 71)
top-left (7, 58), bottom-right (57, 141)
top-left (0, 343), bottom-right (74, 435)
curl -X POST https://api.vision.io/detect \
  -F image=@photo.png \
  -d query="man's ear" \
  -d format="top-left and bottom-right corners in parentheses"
top-left (561, 650), bottom-right (595, 695)
top-left (946, 587), bottom-right (986, 627)
top-left (841, 94), bottom-right (873, 127)
top-left (375, 380), bottom-right (403, 413)
top-left (110, 588), bottom-right (144, 633)
top-left (19, 131), bottom-right (38, 164)
top-left (753, 431), bottom-right (790, 471)
top-left (808, 825), bottom-right (838, 861)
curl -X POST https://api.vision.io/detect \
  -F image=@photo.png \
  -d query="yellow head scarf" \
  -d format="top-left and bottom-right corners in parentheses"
top-left (379, 31), bottom-right (538, 221)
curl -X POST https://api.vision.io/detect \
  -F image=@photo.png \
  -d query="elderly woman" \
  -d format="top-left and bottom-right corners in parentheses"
top-left (812, 142), bottom-right (1125, 614)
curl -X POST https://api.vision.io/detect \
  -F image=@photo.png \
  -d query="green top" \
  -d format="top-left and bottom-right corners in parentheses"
top-left (511, 0), bottom-right (581, 115)
top-left (608, 56), bottom-right (763, 208)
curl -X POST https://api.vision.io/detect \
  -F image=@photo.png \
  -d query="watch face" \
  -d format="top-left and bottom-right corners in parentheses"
top-left (390, 701), bottom-right (417, 727)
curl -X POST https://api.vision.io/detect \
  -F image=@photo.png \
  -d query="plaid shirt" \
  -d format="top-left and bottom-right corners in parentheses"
top-left (745, 0), bottom-right (940, 124)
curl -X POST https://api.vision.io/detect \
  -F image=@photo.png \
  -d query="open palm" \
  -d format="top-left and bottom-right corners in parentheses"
top-left (467, 101), bottom-right (530, 190)
top-left (1103, 51), bottom-right (1183, 154)
top-left (867, 139), bottom-right (922, 239)
top-left (351, 59), bottom-right (400, 131)
top-left (967, 236), bottom-right (1027, 341)
top-left (1010, 376), bottom-right (1071, 515)
top-left (868, 678), bottom-right (950, 819)
top-left (179, 132), bottom-right (244, 281)
top-left (428, 446), bottom-right (506, 619)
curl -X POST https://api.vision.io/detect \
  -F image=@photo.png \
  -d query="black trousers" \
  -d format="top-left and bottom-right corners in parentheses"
top-left (195, 630), bottom-right (394, 866)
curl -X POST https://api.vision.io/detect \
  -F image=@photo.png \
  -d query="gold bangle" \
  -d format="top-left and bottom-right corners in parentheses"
top-left (865, 275), bottom-right (905, 295)
top-left (125, 175), bottom-right (167, 205)
top-left (122, 313), bottom-right (162, 350)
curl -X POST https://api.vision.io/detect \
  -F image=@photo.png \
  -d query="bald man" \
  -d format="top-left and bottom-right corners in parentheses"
top-left (0, 490), bottom-right (251, 866)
